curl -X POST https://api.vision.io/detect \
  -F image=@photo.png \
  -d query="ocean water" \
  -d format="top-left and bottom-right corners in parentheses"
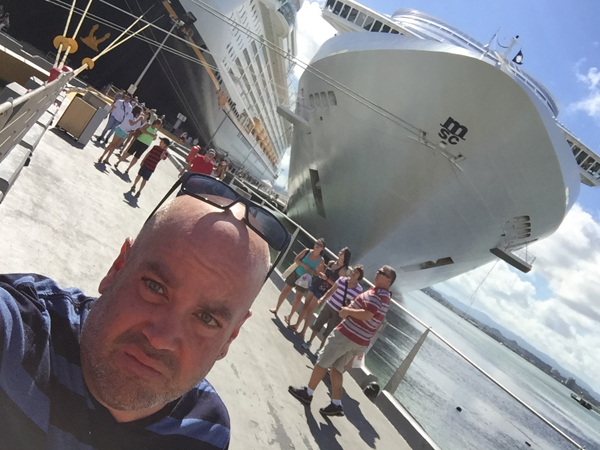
top-left (365, 290), bottom-right (600, 450)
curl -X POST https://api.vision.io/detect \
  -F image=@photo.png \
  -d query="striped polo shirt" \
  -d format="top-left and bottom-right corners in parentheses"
top-left (143, 145), bottom-right (167, 172)
top-left (0, 274), bottom-right (230, 450)
top-left (337, 287), bottom-right (390, 346)
top-left (326, 276), bottom-right (363, 312)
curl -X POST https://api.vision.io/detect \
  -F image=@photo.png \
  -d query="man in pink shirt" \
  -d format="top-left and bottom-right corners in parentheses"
top-left (179, 148), bottom-right (216, 176)
top-left (288, 265), bottom-right (396, 417)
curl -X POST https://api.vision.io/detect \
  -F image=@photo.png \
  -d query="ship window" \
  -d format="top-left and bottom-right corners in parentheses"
top-left (582, 157), bottom-right (595, 170)
top-left (363, 16), bottom-right (374, 31)
top-left (571, 145), bottom-right (580, 156)
top-left (320, 92), bottom-right (328, 106)
top-left (314, 93), bottom-right (321, 107)
top-left (590, 162), bottom-right (600, 174)
top-left (340, 4), bottom-right (351, 19)
top-left (381, 25), bottom-right (391, 33)
top-left (309, 94), bottom-right (315, 107)
top-left (355, 12), bottom-right (366, 27)
top-left (348, 8), bottom-right (358, 23)
top-left (576, 151), bottom-right (588, 165)
top-left (371, 20), bottom-right (382, 32)
top-left (327, 91), bottom-right (337, 105)
top-left (309, 169), bottom-right (327, 218)
top-left (325, 0), bottom-right (335, 9)
top-left (333, 1), bottom-right (343, 15)
top-left (391, 29), bottom-right (400, 34)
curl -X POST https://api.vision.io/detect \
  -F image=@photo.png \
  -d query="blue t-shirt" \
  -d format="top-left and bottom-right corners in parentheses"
top-left (0, 274), bottom-right (230, 449)
top-left (295, 250), bottom-right (322, 276)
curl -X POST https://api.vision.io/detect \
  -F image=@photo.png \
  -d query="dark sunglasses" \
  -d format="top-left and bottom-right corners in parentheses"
top-left (147, 173), bottom-right (291, 281)
top-left (377, 269), bottom-right (391, 279)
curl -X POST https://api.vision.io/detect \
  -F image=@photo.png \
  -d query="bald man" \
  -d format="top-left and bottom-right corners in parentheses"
top-left (0, 196), bottom-right (270, 449)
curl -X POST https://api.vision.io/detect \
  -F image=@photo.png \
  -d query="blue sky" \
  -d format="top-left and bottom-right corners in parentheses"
top-left (291, 0), bottom-right (600, 391)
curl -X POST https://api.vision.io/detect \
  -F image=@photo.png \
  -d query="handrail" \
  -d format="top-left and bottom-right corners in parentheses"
top-left (0, 72), bottom-right (73, 116)
top-left (277, 214), bottom-right (584, 450)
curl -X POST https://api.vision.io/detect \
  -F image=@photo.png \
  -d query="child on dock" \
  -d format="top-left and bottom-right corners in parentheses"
top-left (129, 137), bottom-right (170, 198)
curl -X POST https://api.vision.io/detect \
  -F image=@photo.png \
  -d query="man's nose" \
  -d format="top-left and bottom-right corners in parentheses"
top-left (141, 312), bottom-right (181, 352)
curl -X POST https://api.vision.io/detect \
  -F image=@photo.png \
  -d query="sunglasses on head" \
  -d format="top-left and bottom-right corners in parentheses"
top-left (147, 173), bottom-right (291, 281)
top-left (377, 269), bottom-right (391, 279)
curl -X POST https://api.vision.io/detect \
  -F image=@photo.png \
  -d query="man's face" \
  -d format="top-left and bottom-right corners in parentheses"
top-left (80, 198), bottom-right (269, 415)
top-left (206, 152), bottom-right (215, 161)
top-left (374, 267), bottom-right (393, 289)
top-left (124, 94), bottom-right (132, 103)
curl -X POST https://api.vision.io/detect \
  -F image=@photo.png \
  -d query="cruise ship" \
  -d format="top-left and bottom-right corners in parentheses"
top-left (4, 0), bottom-right (300, 183)
top-left (282, 1), bottom-right (600, 292)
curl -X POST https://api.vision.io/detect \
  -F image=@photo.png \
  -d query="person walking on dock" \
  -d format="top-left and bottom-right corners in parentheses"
top-left (179, 148), bottom-right (216, 176)
top-left (299, 265), bottom-right (364, 354)
top-left (129, 137), bottom-right (170, 198)
top-left (95, 92), bottom-right (132, 145)
top-left (114, 119), bottom-right (162, 172)
top-left (289, 266), bottom-right (395, 417)
top-left (97, 106), bottom-right (143, 164)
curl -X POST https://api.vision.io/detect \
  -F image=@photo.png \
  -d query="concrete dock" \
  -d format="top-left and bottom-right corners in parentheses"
top-left (0, 116), bottom-right (411, 449)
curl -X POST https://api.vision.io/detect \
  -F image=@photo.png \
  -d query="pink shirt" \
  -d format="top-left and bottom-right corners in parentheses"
top-left (337, 287), bottom-right (390, 346)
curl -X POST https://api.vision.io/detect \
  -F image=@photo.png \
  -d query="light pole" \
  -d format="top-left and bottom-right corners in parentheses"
top-left (127, 11), bottom-right (197, 95)
top-left (128, 19), bottom-right (180, 95)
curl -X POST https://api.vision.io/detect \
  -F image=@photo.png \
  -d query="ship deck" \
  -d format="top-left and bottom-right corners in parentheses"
top-left (0, 117), bottom-right (410, 449)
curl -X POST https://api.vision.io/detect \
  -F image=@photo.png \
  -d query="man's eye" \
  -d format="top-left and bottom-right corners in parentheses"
top-left (146, 279), bottom-right (165, 295)
top-left (197, 312), bottom-right (219, 328)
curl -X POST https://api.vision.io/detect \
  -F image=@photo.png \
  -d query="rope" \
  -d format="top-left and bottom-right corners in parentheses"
top-left (456, 258), bottom-right (500, 324)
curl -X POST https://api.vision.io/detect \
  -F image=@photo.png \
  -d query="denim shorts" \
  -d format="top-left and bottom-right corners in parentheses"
top-left (114, 126), bottom-right (127, 139)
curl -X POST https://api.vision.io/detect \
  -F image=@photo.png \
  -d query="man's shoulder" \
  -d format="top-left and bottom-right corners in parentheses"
top-left (0, 273), bottom-right (93, 325)
top-left (149, 379), bottom-right (230, 449)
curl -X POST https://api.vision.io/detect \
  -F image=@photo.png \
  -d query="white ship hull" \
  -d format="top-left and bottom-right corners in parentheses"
top-left (286, 33), bottom-right (581, 292)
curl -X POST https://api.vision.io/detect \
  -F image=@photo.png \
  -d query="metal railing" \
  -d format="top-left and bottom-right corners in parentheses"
top-left (0, 71), bottom-right (74, 164)
top-left (270, 213), bottom-right (585, 450)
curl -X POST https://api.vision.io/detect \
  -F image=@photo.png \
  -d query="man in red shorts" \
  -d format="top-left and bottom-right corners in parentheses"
top-left (179, 148), bottom-right (216, 177)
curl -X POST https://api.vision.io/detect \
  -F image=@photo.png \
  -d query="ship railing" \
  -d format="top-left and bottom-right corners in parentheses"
top-left (271, 218), bottom-right (585, 450)
top-left (0, 71), bottom-right (74, 202)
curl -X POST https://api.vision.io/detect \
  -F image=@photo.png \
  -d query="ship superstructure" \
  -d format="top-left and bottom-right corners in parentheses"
top-left (178, 0), bottom-right (301, 181)
top-left (282, 1), bottom-right (599, 292)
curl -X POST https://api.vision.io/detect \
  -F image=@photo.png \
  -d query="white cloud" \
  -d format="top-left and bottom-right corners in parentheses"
top-left (435, 204), bottom-right (600, 392)
top-left (569, 62), bottom-right (600, 119)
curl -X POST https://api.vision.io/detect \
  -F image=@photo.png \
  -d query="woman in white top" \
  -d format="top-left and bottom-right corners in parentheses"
top-left (98, 106), bottom-right (143, 164)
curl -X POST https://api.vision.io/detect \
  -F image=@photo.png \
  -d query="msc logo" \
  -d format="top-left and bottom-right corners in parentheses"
top-left (438, 117), bottom-right (468, 145)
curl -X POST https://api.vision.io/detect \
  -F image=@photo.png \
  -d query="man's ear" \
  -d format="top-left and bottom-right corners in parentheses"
top-left (217, 310), bottom-right (252, 361)
top-left (98, 237), bottom-right (135, 294)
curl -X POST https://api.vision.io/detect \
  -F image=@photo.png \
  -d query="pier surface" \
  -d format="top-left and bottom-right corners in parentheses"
top-left (0, 119), bottom-right (410, 449)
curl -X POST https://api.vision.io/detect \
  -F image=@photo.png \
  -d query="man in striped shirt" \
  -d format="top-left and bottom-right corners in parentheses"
top-left (289, 266), bottom-right (396, 417)
top-left (0, 193), bottom-right (271, 448)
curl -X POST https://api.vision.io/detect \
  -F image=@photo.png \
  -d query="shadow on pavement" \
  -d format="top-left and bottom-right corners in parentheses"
top-left (271, 317), bottom-right (312, 355)
top-left (341, 392), bottom-right (380, 448)
top-left (122, 191), bottom-right (139, 208)
top-left (49, 127), bottom-right (86, 149)
top-left (305, 408), bottom-right (344, 450)
top-left (93, 161), bottom-right (110, 173)
top-left (112, 168), bottom-right (131, 183)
